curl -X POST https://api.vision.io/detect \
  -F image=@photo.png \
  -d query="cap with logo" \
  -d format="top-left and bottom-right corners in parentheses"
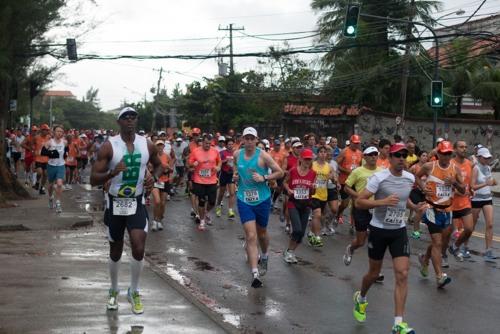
top-left (363, 146), bottom-right (379, 155)
top-left (437, 141), bottom-right (453, 153)
top-left (477, 147), bottom-right (492, 158)
top-left (242, 127), bottom-right (258, 137)
top-left (350, 134), bottom-right (361, 144)
top-left (117, 106), bottom-right (138, 120)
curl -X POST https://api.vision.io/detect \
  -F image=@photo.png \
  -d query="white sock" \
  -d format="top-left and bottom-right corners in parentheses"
top-left (251, 268), bottom-right (259, 276)
top-left (394, 316), bottom-right (403, 326)
top-left (357, 294), bottom-right (367, 303)
top-left (108, 258), bottom-right (120, 291)
top-left (130, 258), bottom-right (144, 293)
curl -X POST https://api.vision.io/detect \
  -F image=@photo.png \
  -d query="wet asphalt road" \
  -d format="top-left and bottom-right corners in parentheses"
top-left (124, 190), bottom-right (500, 334)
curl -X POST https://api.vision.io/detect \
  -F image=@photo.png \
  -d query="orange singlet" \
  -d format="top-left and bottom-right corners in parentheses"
top-left (376, 156), bottom-right (390, 169)
top-left (34, 134), bottom-right (51, 163)
top-left (425, 161), bottom-right (457, 211)
top-left (451, 158), bottom-right (472, 211)
top-left (158, 153), bottom-right (170, 183)
top-left (65, 142), bottom-right (79, 167)
top-left (339, 148), bottom-right (362, 184)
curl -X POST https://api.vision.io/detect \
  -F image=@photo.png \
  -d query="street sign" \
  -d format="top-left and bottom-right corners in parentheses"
top-left (9, 99), bottom-right (17, 112)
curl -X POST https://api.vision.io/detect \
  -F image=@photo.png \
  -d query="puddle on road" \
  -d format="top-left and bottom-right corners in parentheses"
top-left (166, 247), bottom-right (186, 255)
top-left (187, 256), bottom-right (215, 271)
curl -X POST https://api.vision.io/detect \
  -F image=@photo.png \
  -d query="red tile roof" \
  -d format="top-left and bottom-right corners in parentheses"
top-left (43, 90), bottom-right (75, 97)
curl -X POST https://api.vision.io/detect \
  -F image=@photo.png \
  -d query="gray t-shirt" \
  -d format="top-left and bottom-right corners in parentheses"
top-left (366, 169), bottom-right (415, 230)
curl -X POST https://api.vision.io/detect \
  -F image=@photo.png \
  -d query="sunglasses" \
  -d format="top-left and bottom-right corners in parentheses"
top-left (365, 152), bottom-right (379, 157)
top-left (392, 152), bottom-right (408, 159)
top-left (119, 113), bottom-right (137, 120)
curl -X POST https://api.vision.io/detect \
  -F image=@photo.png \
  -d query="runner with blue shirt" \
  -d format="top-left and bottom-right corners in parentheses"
top-left (233, 127), bottom-right (284, 288)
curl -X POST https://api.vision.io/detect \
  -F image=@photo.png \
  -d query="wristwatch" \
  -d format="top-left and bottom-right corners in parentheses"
top-left (264, 175), bottom-right (269, 181)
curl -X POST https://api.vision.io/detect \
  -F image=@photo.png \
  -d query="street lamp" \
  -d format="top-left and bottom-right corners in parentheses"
top-left (435, 9), bottom-right (465, 21)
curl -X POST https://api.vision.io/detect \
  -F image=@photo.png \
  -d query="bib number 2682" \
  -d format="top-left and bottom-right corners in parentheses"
top-left (113, 198), bottom-right (137, 216)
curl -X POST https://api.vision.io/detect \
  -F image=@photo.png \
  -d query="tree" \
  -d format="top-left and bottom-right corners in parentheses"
top-left (471, 63), bottom-right (500, 119)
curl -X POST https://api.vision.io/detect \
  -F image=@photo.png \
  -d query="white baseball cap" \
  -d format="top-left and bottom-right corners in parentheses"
top-left (218, 136), bottom-right (226, 142)
top-left (477, 147), bottom-right (492, 158)
top-left (436, 137), bottom-right (445, 143)
top-left (117, 106), bottom-right (138, 120)
top-left (242, 127), bottom-right (257, 137)
top-left (292, 141), bottom-right (303, 148)
top-left (176, 137), bottom-right (183, 142)
top-left (363, 146), bottom-right (379, 155)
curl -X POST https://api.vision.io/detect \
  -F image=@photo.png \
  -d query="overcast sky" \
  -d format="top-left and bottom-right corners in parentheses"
top-left (48, 0), bottom-right (499, 110)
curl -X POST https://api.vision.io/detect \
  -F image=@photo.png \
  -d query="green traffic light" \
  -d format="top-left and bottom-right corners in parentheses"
top-left (434, 97), bottom-right (441, 104)
top-left (346, 26), bottom-right (355, 35)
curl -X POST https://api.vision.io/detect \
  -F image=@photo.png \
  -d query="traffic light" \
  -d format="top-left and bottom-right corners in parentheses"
top-left (66, 38), bottom-right (77, 61)
top-left (431, 80), bottom-right (443, 107)
top-left (343, 4), bottom-right (360, 38)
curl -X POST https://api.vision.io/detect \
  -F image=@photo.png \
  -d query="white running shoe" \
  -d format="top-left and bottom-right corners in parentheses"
top-left (151, 220), bottom-right (158, 232)
top-left (157, 221), bottom-right (164, 231)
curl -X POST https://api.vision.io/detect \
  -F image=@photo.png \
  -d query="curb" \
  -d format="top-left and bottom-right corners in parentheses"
top-left (89, 214), bottom-right (240, 334)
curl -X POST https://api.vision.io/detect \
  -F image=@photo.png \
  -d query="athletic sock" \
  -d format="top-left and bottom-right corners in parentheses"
top-left (108, 258), bottom-right (120, 291)
top-left (130, 258), bottom-right (144, 293)
top-left (357, 294), bottom-right (367, 303)
top-left (394, 316), bottom-right (403, 326)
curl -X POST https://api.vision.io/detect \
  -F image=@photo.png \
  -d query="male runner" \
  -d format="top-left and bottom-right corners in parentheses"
top-left (90, 106), bottom-right (162, 314)
top-left (45, 125), bottom-right (67, 213)
top-left (233, 127), bottom-right (283, 288)
top-left (33, 124), bottom-right (51, 194)
top-left (353, 142), bottom-right (422, 334)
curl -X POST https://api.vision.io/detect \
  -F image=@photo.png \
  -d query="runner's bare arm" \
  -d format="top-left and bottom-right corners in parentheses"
top-left (90, 141), bottom-right (116, 186)
top-left (262, 151), bottom-right (284, 180)
top-left (336, 150), bottom-right (350, 174)
top-left (147, 140), bottom-right (163, 178)
top-left (415, 162), bottom-right (431, 192)
top-left (232, 149), bottom-right (240, 182)
top-left (453, 165), bottom-right (466, 194)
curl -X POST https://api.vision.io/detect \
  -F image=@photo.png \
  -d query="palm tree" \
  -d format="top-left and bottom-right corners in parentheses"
top-left (471, 63), bottom-right (500, 119)
top-left (442, 37), bottom-right (484, 115)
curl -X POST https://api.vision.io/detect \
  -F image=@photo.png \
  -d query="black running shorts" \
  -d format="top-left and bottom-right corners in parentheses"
top-left (367, 225), bottom-right (410, 261)
top-left (104, 194), bottom-right (149, 242)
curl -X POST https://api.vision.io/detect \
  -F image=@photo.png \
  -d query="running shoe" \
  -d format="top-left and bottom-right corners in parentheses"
top-left (107, 289), bottom-right (119, 310)
top-left (205, 215), bottom-right (213, 226)
top-left (195, 215), bottom-right (201, 225)
top-left (127, 288), bottom-right (144, 314)
top-left (353, 291), bottom-right (368, 322)
top-left (391, 322), bottom-right (416, 334)
top-left (251, 272), bottom-right (263, 288)
top-left (349, 225), bottom-right (355, 235)
top-left (441, 255), bottom-right (449, 268)
top-left (326, 225), bottom-right (336, 235)
top-left (418, 253), bottom-right (428, 278)
top-left (55, 201), bottom-right (62, 214)
top-left (343, 244), bottom-right (353, 266)
top-left (448, 244), bottom-right (464, 262)
top-left (151, 221), bottom-right (158, 232)
top-left (279, 213), bottom-right (285, 223)
top-left (484, 250), bottom-right (498, 263)
top-left (411, 231), bottom-right (421, 240)
top-left (228, 209), bottom-right (235, 219)
top-left (190, 210), bottom-right (196, 218)
top-left (197, 221), bottom-right (206, 231)
top-left (375, 274), bottom-right (384, 283)
top-left (285, 223), bottom-right (291, 234)
top-left (337, 216), bottom-right (344, 225)
top-left (157, 221), bottom-right (164, 231)
top-left (283, 250), bottom-right (298, 264)
top-left (215, 206), bottom-right (222, 217)
top-left (258, 256), bottom-right (268, 276)
top-left (39, 188), bottom-right (46, 195)
top-left (437, 273), bottom-right (452, 289)
top-left (461, 247), bottom-right (471, 259)
top-left (452, 229), bottom-right (461, 240)
top-left (48, 196), bottom-right (54, 209)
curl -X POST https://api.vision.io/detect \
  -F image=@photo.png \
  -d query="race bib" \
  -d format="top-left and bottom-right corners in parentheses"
top-left (293, 188), bottom-right (309, 200)
top-left (316, 179), bottom-right (327, 188)
top-left (436, 184), bottom-right (452, 198)
top-left (199, 168), bottom-right (211, 178)
top-left (244, 189), bottom-right (260, 203)
top-left (227, 160), bottom-right (234, 168)
top-left (154, 181), bottom-right (165, 189)
top-left (384, 207), bottom-right (406, 225)
top-left (112, 198), bottom-right (137, 216)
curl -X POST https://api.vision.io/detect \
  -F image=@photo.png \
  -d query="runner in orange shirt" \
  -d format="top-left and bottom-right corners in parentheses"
top-left (151, 140), bottom-right (174, 232)
top-left (376, 139), bottom-right (391, 169)
top-left (444, 140), bottom-right (474, 261)
top-left (33, 124), bottom-right (52, 194)
top-left (188, 134), bottom-right (221, 231)
top-left (65, 132), bottom-right (79, 189)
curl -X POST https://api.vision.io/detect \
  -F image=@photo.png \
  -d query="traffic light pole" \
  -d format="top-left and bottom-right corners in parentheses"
top-left (359, 13), bottom-right (440, 145)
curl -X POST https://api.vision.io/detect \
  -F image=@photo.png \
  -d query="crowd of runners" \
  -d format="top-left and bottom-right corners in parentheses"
top-left (3, 106), bottom-right (498, 334)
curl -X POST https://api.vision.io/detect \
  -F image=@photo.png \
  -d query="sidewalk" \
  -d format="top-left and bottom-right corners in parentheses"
top-left (0, 185), bottom-right (226, 334)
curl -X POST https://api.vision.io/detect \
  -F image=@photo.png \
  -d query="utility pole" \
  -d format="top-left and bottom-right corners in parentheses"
top-left (218, 24), bottom-right (245, 75)
top-left (399, 0), bottom-right (415, 136)
top-left (151, 67), bottom-right (163, 132)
